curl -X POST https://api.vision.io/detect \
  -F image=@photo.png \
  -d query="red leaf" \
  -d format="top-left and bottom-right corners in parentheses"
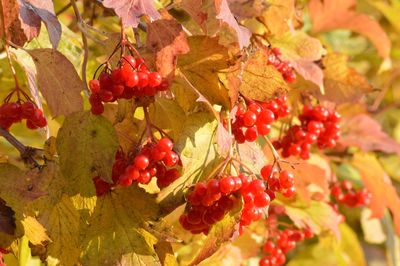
top-left (20, 0), bottom-right (61, 48)
top-left (146, 12), bottom-right (190, 79)
top-left (352, 153), bottom-right (400, 235)
top-left (339, 114), bottom-right (400, 155)
top-left (103, 0), bottom-right (161, 27)
top-left (0, 0), bottom-right (60, 48)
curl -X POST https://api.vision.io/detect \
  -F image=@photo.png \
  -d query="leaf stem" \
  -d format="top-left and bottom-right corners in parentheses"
top-left (70, 0), bottom-right (90, 95)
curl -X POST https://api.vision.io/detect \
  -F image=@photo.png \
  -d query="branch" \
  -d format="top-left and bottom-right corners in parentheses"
top-left (70, 0), bottom-right (90, 95)
top-left (0, 127), bottom-right (40, 167)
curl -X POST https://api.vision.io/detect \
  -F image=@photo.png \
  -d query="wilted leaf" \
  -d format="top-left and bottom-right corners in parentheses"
top-left (146, 12), bottom-right (190, 79)
top-left (352, 153), bottom-right (400, 235)
top-left (28, 49), bottom-right (83, 116)
top-left (80, 185), bottom-right (163, 265)
top-left (56, 111), bottom-right (119, 195)
top-left (0, 164), bottom-right (46, 209)
top-left (309, 0), bottom-right (391, 58)
top-left (178, 36), bottom-right (236, 109)
top-left (340, 114), bottom-right (400, 155)
top-left (189, 206), bottom-right (241, 265)
top-left (259, 0), bottom-right (299, 37)
top-left (154, 241), bottom-right (178, 266)
top-left (285, 201), bottom-right (341, 237)
top-left (317, 53), bottom-right (372, 103)
top-left (102, 0), bottom-right (160, 27)
top-left (240, 49), bottom-right (290, 101)
top-left (215, 0), bottom-right (251, 49)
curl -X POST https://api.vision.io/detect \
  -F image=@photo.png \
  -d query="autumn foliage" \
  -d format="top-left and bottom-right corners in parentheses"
top-left (0, 0), bottom-right (400, 265)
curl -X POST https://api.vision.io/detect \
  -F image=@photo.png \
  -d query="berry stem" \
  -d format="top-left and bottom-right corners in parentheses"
top-left (231, 157), bottom-right (255, 175)
top-left (263, 135), bottom-right (282, 171)
top-left (70, 0), bottom-right (90, 95)
top-left (143, 105), bottom-right (154, 141)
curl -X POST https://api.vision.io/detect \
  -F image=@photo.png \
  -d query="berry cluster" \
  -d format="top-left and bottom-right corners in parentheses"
top-left (89, 55), bottom-right (169, 115)
top-left (0, 101), bottom-right (46, 130)
top-left (273, 105), bottom-right (341, 159)
top-left (179, 163), bottom-right (298, 235)
top-left (179, 174), bottom-right (274, 235)
top-left (259, 227), bottom-right (314, 266)
top-left (267, 48), bottom-right (296, 83)
top-left (179, 176), bottom-right (242, 234)
top-left (232, 96), bottom-right (290, 143)
top-left (93, 138), bottom-right (181, 196)
top-left (261, 165), bottom-right (296, 199)
top-left (331, 180), bottom-right (371, 208)
top-left (239, 176), bottom-right (271, 231)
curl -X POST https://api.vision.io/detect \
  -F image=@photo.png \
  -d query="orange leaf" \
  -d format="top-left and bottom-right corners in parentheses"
top-left (352, 153), bottom-right (400, 235)
top-left (146, 11), bottom-right (190, 80)
top-left (309, 0), bottom-right (391, 58)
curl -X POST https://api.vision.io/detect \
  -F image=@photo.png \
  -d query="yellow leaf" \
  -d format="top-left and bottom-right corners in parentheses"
top-left (177, 36), bottom-right (237, 109)
top-left (21, 216), bottom-right (50, 245)
top-left (240, 49), bottom-right (290, 101)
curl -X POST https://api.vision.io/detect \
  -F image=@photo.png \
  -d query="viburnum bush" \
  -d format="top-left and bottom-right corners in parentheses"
top-left (0, 0), bottom-right (399, 265)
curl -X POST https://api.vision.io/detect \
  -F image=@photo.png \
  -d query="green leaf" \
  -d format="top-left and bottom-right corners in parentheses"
top-left (189, 204), bottom-right (241, 266)
top-left (284, 201), bottom-right (341, 237)
top-left (287, 223), bottom-right (366, 266)
top-left (149, 97), bottom-right (187, 142)
top-left (56, 111), bottom-right (119, 195)
top-left (158, 112), bottom-right (221, 215)
top-left (80, 185), bottom-right (164, 266)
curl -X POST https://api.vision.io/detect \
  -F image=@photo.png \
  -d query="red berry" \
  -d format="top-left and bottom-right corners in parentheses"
top-left (134, 155), bottom-right (149, 170)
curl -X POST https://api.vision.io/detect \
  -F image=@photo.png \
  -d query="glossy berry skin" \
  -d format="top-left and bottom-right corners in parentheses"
top-left (0, 101), bottom-right (47, 130)
top-left (274, 105), bottom-right (341, 159)
top-left (89, 56), bottom-right (170, 115)
top-left (231, 96), bottom-right (290, 143)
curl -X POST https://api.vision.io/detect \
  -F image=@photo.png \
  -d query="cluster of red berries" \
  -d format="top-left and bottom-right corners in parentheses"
top-left (0, 101), bottom-right (46, 130)
top-left (267, 48), bottom-right (296, 83)
top-left (260, 227), bottom-right (314, 266)
top-left (89, 55), bottom-right (169, 115)
top-left (273, 105), bottom-right (341, 159)
top-left (331, 180), bottom-right (371, 208)
top-left (93, 138), bottom-right (181, 196)
top-left (232, 96), bottom-right (290, 143)
top-left (239, 175), bottom-right (271, 231)
top-left (261, 165), bottom-right (296, 199)
top-left (179, 176), bottom-right (243, 234)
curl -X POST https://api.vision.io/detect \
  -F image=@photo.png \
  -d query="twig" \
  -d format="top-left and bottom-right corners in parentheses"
top-left (143, 106), bottom-right (154, 141)
top-left (56, 2), bottom-right (72, 15)
top-left (0, 127), bottom-right (40, 167)
top-left (70, 0), bottom-right (90, 95)
top-left (370, 67), bottom-right (400, 112)
top-left (263, 135), bottom-right (282, 171)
